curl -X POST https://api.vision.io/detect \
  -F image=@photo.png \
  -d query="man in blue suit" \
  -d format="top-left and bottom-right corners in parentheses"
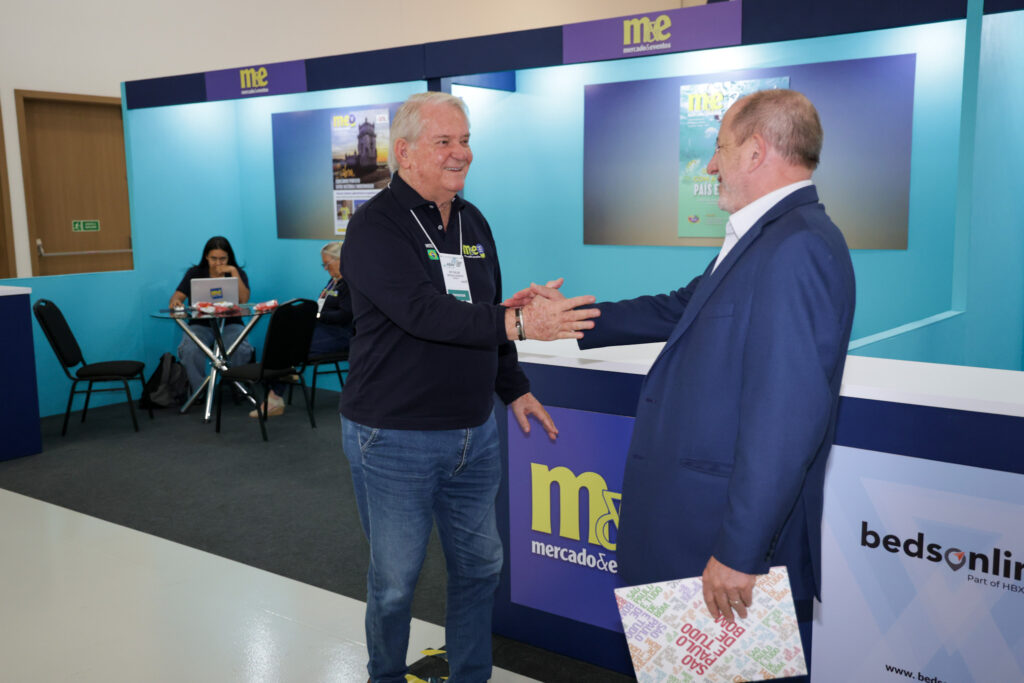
top-left (516, 89), bottom-right (854, 672)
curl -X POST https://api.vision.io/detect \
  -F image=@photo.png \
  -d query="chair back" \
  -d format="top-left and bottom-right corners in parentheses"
top-left (260, 299), bottom-right (317, 375)
top-left (32, 299), bottom-right (84, 370)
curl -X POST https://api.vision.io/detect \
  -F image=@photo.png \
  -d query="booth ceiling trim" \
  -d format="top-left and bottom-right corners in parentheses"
top-left (122, 0), bottom-right (1019, 110)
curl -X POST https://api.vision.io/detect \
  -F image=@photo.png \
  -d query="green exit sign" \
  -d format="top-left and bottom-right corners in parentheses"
top-left (72, 220), bottom-right (100, 232)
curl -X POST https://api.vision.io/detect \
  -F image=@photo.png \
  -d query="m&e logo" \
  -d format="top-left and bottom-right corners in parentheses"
top-left (462, 243), bottom-right (486, 258)
top-left (531, 463), bottom-right (620, 551)
top-left (623, 14), bottom-right (671, 46)
top-left (239, 66), bottom-right (268, 90)
top-left (687, 91), bottom-right (725, 113)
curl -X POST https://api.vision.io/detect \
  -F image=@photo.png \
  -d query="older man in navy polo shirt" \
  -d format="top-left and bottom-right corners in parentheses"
top-left (339, 92), bottom-right (599, 683)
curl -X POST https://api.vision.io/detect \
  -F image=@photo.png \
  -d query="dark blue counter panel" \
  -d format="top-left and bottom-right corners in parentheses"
top-left (1, 292), bottom-right (41, 460)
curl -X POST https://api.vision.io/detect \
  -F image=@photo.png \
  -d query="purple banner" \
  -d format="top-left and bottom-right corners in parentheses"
top-left (563, 1), bottom-right (742, 65)
top-left (204, 60), bottom-right (307, 101)
top-left (508, 405), bottom-right (634, 631)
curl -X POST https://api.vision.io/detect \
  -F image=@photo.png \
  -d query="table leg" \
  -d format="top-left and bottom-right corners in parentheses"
top-left (233, 381), bottom-right (260, 411)
top-left (224, 314), bottom-right (262, 357)
top-left (167, 311), bottom-right (266, 423)
top-left (173, 318), bottom-right (227, 421)
top-left (203, 366), bottom-right (219, 422)
top-left (180, 374), bottom-right (211, 414)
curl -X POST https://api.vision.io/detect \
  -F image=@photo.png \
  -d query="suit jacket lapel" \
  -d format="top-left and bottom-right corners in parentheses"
top-left (658, 186), bottom-right (821, 355)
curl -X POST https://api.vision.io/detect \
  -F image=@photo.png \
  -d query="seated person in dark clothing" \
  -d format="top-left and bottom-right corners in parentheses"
top-left (168, 236), bottom-right (254, 396)
top-left (252, 241), bottom-right (353, 418)
top-left (311, 240), bottom-right (354, 355)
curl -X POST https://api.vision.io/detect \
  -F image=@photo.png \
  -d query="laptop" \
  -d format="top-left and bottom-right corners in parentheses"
top-left (190, 276), bottom-right (240, 304)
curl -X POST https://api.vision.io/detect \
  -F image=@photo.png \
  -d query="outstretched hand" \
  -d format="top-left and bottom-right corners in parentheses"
top-left (520, 283), bottom-right (599, 340)
top-left (502, 278), bottom-right (563, 308)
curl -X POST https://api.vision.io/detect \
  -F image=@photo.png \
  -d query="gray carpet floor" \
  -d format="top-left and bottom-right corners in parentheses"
top-left (0, 391), bottom-right (632, 683)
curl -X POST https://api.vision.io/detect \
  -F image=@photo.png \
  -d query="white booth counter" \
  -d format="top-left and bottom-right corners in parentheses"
top-left (0, 286), bottom-right (41, 459)
top-left (495, 340), bottom-right (1024, 681)
top-left (516, 338), bottom-right (1024, 418)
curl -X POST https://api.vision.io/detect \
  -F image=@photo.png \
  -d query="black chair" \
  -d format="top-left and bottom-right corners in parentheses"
top-left (32, 298), bottom-right (152, 436)
top-left (289, 349), bottom-right (349, 412)
top-left (216, 298), bottom-right (317, 441)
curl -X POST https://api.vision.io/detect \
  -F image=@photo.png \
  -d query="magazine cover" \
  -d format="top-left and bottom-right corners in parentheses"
top-left (678, 77), bottom-right (789, 239)
top-left (331, 107), bottom-right (391, 236)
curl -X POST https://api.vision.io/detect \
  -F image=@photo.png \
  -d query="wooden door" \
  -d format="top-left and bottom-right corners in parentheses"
top-left (16, 91), bottom-right (133, 276)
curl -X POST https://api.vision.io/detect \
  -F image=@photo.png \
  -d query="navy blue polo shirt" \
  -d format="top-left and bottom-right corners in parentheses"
top-left (339, 172), bottom-right (529, 430)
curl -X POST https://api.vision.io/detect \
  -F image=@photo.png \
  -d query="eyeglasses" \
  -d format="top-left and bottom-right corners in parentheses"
top-left (322, 259), bottom-right (338, 269)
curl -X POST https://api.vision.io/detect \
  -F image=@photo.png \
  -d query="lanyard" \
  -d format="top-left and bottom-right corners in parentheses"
top-left (409, 208), bottom-right (471, 302)
top-left (409, 208), bottom-right (463, 257)
top-left (317, 277), bottom-right (339, 315)
top-left (386, 178), bottom-right (462, 256)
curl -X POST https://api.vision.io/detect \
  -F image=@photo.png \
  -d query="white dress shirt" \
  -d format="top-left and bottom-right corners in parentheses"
top-left (712, 180), bottom-right (813, 273)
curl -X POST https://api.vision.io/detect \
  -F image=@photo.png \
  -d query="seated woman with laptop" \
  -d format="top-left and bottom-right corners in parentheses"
top-left (168, 236), bottom-right (254, 395)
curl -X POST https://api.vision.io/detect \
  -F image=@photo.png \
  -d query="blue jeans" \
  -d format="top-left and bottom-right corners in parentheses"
top-left (177, 323), bottom-right (254, 394)
top-left (341, 413), bottom-right (503, 683)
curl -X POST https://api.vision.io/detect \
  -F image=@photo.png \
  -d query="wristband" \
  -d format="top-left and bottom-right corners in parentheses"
top-left (514, 307), bottom-right (527, 341)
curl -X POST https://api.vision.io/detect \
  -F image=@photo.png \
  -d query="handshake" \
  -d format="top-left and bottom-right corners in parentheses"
top-left (503, 278), bottom-right (600, 342)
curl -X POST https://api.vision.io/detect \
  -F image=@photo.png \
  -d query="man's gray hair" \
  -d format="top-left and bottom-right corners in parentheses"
top-left (389, 92), bottom-right (470, 172)
top-left (729, 89), bottom-right (823, 170)
top-left (321, 241), bottom-right (342, 260)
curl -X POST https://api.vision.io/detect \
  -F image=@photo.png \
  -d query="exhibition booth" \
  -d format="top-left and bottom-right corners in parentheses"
top-left (499, 343), bottom-right (1024, 679)
top-left (7, 1), bottom-right (1024, 679)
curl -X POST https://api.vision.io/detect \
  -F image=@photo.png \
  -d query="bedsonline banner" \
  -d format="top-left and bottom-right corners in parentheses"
top-left (507, 406), bottom-right (633, 631)
top-left (562, 1), bottom-right (741, 64)
top-left (205, 60), bottom-right (307, 101)
top-left (813, 446), bottom-right (1024, 682)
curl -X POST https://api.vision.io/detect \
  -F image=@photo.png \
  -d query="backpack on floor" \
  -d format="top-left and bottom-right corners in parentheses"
top-left (139, 352), bottom-right (190, 408)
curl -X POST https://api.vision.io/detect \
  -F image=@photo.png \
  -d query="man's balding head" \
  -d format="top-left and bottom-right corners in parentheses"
top-left (728, 89), bottom-right (823, 171)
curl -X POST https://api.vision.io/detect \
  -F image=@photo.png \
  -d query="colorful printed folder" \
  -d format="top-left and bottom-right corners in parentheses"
top-left (615, 566), bottom-right (807, 682)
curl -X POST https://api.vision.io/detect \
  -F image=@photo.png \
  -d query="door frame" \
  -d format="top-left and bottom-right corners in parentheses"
top-left (0, 106), bottom-right (15, 278)
top-left (15, 90), bottom-right (124, 276)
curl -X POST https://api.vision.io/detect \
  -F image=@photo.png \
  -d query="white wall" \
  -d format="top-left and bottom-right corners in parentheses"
top-left (0, 0), bottom-right (683, 277)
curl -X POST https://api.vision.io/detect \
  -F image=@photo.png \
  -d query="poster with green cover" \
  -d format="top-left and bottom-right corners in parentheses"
top-left (678, 77), bottom-right (789, 238)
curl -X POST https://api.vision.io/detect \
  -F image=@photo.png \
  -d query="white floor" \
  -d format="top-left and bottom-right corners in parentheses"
top-left (0, 489), bottom-right (538, 683)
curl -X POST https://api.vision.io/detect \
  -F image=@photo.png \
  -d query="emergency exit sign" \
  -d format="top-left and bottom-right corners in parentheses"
top-left (72, 220), bottom-right (100, 232)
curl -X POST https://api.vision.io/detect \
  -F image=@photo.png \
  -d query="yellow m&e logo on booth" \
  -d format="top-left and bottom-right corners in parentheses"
top-left (623, 14), bottom-right (672, 46)
top-left (530, 463), bottom-right (621, 551)
top-left (239, 67), bottom-right (268, 89)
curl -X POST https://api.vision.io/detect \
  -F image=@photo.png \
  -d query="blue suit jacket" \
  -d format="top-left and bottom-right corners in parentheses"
top-left (579, 186), bottom-right (855, 600)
